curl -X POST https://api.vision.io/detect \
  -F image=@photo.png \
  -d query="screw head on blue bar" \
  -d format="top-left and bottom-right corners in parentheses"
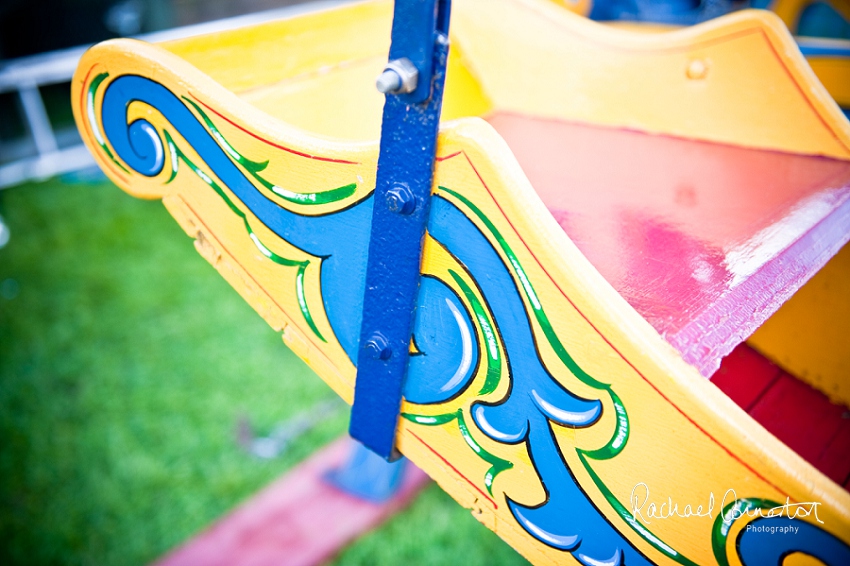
top-left (386, 184), bottom-right (417, 215)
top-left (376, 58), bottom-right (419, 94)
top-left (364, 332), bottom-right (393, 361)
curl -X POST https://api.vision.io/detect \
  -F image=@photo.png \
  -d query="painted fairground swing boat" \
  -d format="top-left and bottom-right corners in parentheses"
top-left (71, 0), bottom-right (850, 564)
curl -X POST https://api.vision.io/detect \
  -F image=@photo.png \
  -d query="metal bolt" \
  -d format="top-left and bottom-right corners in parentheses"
top-left (376, 70), bottom-right (402, 94)
top-left (375, 58), bottom-right (418, 94)
top-left (686, 59), bottom-right (708, 80)
top-left (386, 184), bottom-right (416, 215)
top-left (364, 332), bottom-right (392, 360)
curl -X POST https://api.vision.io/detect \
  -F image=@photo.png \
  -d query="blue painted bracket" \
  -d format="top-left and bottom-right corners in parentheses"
top-left (324, 442), bottom-right (408, 503)
top-left (350, 0), bottom-right (452, 460)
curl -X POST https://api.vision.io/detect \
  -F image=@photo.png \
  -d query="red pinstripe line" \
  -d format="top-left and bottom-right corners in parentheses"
top-left (436, 151), bottom-right (462, 162)
top-left (440, 150), bottom-right (789, 498)
top-left (79, 66), bottom-right (96, 121)
top-left (757, 28), bottom-right (850, 153)
top-left (409, 430), bottom-right (498, 509)
top-left (192, 96), bottom-right (361, 165)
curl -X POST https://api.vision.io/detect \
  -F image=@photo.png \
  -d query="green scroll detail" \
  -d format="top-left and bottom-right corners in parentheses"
top-left (711, 498), bottom-right (780, 566)
top-left (163, 130), bottom-right (326, 342)
top-left (448, 269), bottom-right (502, 395)
top-left (399, 262), bottom-right (507, 492)
top-left (86, 73), bottom-right (130, 173)
top-left (181, 96), bottom-right (356, 206)
top-left (438, 186), bottom-right (697, 565)
top-left (403, 409), bottom-right (513, 494)
top-left (437, 187), bottom-right (609, 390)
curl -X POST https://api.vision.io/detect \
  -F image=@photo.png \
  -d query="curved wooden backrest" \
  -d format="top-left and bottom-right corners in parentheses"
top-left (72, 1), bottom-right (850, 564)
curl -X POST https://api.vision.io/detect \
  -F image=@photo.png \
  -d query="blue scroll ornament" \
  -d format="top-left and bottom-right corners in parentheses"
top-left (97, 74), bottom-right (850, 566)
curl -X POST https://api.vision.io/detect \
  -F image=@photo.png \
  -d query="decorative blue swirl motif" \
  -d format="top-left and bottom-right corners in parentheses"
top-left (98, 73), bottom-right (647, 564)
top-left (97, 74), bottom-right (849, 565)
top-left (103, 75), bottom-right (372, 359)
top-left (404, 276), bottom-right (480, 405)
top-left (101, 75), bottom-right (480, 404)
top-left (128, 119), bottom-right (165, 176)
top-left (429, 198), bottom-right (648, 565)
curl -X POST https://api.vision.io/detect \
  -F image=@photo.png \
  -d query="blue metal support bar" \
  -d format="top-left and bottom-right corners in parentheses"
top-left (324, 442), bottom-right (408, 502)
top-left (350, 0), bottom-right (452, 460)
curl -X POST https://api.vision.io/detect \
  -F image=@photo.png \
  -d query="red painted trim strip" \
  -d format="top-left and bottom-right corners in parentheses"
top-left (436, 151), bottom-right (463, 162)
top-left (441, 150), bottom-right (790, 498)
top-left (509, 2), bottom-right (850, 153)
top-left (757, 29), bottom-right (850, 153)
top-left (409, 430), bottom-right (498, 509)
top-left (193, 96), bottom-right (361, 165)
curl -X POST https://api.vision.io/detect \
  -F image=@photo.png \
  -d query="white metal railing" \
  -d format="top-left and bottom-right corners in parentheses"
top-left (0, 0), bottom-right (350, 190)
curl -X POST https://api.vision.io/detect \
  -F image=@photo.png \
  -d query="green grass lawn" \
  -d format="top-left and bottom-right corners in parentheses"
top-left (0, 176), bottom-right (527, 566)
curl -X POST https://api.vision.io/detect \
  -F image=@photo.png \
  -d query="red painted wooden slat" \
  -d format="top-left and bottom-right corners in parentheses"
top-left (710, 343), bottom-right (782, 411)
top-left (814, 419), bottom-right (850, 486)
top-left (748, 372), bottom-right (846, 466)
top-left (711, 345), bottom-right (850, 488)
top-left (154, 436), bottom-right (430, 566)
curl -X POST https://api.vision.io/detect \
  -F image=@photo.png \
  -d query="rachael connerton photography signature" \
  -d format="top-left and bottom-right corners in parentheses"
top-left (629, 483), bottom-right (824, 526)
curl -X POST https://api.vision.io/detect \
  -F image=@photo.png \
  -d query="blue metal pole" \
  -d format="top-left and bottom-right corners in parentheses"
top-left (350, 0), bottom-right (452, 460)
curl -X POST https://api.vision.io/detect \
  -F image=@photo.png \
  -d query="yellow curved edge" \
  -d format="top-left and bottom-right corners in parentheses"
top-left (454, 0), bottom-right (850, 160)
top-left (557, 16), bottom-right (850, 110)
top-left (806, 50), bottom-right (850, 108)
top-left (106, 0), bottom-right (850, 160)
top-left (546, 0), bottom-right (850, 35)
top-left (72, 11), bottom-right (850, 564)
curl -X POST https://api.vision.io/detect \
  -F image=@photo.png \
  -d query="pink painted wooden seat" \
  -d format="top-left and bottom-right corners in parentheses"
top-left (487, 112), bottom-right (850, 487)
top-left (487, 112), bottom-right (850, 377)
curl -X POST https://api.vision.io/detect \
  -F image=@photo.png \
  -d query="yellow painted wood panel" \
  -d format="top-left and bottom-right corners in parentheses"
top-left (453, 0), bottom-right (850, 159)
top-left (749, 243), bottom-right (850, 407)
top-left (71, 2), bottom-right (850, 564)
top-left (238, 42), bottom-right (492, 141)
top-left (161, 1), bottom-right (393, 95)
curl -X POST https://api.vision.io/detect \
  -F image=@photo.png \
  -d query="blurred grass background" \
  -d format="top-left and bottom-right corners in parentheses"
top-left (0, 177), bottom-right (527, 566)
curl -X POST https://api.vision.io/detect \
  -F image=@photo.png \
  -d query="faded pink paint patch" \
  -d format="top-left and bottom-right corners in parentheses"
top-left (153, 437), bottom-right (430, 566)
top-left (488, 112), bottom-right (850, 376)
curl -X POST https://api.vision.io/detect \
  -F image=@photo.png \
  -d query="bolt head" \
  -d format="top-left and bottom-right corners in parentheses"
top-left (386, 184), bottom-right (416, 215)
top-left (376, 69), bottom-right (402, 94)
top-left (376, 58), bottom-right (418, 95)
top-left (364, 333), bottom-right (392, 360)
top-left (686, 59), bottom-right (708, 80)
